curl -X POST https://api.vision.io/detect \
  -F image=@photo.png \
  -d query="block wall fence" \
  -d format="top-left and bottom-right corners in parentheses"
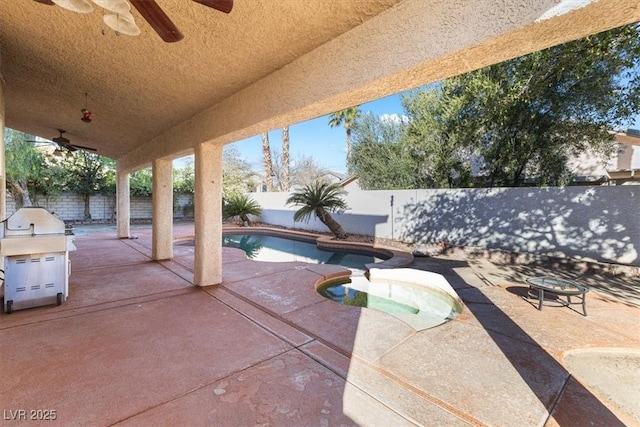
top-left (5, 192), bottom-right (193, 223)
top-left (250, 186), bottom-right (640, 267)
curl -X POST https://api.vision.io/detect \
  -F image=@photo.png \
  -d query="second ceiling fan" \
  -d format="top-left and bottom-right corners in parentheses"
top-left (34, 0), bottom-right (234, 42)
top-left (52, 129), bottom-right (97, 153)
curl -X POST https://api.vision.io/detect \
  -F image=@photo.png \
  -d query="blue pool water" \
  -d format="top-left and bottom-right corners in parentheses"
top-left (222, 234), bottom-right (387, 275)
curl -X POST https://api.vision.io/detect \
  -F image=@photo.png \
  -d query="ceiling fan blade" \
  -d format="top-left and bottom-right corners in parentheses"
top-left (70, 144), bottom-right (98, 152)
top-left (130, 0), bottom-right (183, 43)
top-left (191, 0), bottom-right (233, 14)
top-left (33, 0), bottom-right (56, 5)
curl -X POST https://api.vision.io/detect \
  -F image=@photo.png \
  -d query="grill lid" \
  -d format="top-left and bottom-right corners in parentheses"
top-left (3, 207), bottom-right (66, 236)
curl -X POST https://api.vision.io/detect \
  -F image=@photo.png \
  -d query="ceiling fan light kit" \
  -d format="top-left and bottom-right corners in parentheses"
top-left (103, 12), bottom-right (141, 37)
top-left (52, 0), bottom-right (93, 13)
top-left (91, 0), bottom-right (130, 15)
top-left (39, 0), bottom-right (233, 42)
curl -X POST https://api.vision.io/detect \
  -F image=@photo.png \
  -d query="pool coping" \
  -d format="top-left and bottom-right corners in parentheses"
top-left (220, 225), bottom-right (414, 271)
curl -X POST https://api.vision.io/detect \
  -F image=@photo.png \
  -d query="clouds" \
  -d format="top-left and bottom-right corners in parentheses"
top-left (379, 113), bottom-right (410, 125)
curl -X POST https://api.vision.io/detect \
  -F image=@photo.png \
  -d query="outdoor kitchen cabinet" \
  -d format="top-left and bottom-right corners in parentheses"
top-left (1, 207), bottom-right (76, 314)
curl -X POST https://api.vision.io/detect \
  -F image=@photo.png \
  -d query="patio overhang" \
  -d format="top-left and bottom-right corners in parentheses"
top-left (1, 0), bottom-right (638, 171)
top-left (2, 0), bottom-right (639, 286)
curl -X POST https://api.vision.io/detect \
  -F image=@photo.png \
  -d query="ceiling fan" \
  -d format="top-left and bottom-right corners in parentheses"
top-left (33, 0), bottom-right (233, 42)
top-left (52, 129), bottom-right (98, 152)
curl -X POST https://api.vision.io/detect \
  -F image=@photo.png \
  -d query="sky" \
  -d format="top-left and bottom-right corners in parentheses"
top-left (175, 90), bottom-right (640, 174)
top-left (224, 93), bottom-right (406, 175)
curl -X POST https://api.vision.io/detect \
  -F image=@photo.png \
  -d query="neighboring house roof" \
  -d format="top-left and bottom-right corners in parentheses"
top-left (339, 175), bottom-right (359, 188)
top-left (613, 128), bottom-right (640, 146)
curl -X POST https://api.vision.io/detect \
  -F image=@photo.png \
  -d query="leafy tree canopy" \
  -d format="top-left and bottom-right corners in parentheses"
top-left (349, 113), bottom-right (422, 190)
top-left (130, 168), bottom-right (153, 197)
top-left (223, 146), bottom-right (258, 197)
top-left (59, 151), bottom-right (115, 219)
top-left (349, 23), bottom-right (640, 189)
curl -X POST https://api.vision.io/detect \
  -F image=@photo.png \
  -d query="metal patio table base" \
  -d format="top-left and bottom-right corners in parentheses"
top-left (525, 276), bottom-right (589, 316)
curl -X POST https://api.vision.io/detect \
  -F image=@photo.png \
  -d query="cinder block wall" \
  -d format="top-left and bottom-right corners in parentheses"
top-left (5, 192), bottom-right (194, 222)
top-left (6, 192), bottom-right (149, 222)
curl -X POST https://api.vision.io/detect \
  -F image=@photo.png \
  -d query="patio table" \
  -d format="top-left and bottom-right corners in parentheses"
top-left (526, 276), bottom-right (589, 316)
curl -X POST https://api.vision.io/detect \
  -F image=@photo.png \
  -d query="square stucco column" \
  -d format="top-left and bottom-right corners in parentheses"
top-left (194, 142), bottom-right (222, 286)
top-left (152, 159), bottom-right (173, 260)
top-left (0, 76), bottom-right (6, 220)
top-left (116, 164), bottom-right (130, 239)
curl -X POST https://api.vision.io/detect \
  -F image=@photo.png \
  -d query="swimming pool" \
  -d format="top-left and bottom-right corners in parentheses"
top-left (223, 233), bottom-right (388, 275)
top-left (220, 232), bottom-right (462, 330)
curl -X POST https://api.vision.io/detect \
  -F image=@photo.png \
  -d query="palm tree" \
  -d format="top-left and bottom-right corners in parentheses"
top-left (281, 125), bottom-right (290, 191)
top-left (286, 181), bottom-right (348, 239)
top-left (328, 106), bottom-right (361, 163)
top-left (223, 193), bottom-right (262, 225)
top-left (261, 131), bottom-right (274, 191)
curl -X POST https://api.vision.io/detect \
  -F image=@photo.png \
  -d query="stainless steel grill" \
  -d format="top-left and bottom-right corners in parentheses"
top-left (1, 207), bottom-right (76, 314)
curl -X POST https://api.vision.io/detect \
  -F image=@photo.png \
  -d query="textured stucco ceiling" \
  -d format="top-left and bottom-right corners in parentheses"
top-left (0, 0), bottom-right (401, 159)
top-left (1, 0), bottom-right (639, 168)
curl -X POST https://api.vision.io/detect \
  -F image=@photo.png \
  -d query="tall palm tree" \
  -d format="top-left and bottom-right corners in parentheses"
top-left (286, 181), bottom-right (348, 239)
top-left (261, 131), bottom-right (274, 191)
top-left (328, 106), bottom-right (361, 163)
top-left (281, 125), bottom-right (290, 191)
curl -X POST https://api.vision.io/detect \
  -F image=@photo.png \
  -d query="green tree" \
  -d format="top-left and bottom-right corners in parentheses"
top-left (130, 168), bottom-right (153, 196)
top-left (173, 161), bottom-right (194, 195)
top-left (350, 24), bottom-right (640, 189)
top-left (349, 113), bottom-right (420, 190)
top-left (222, 147), bottom-right (258, 197)
top-left (223, 193), bottom-right (262, 225)
top-left (449, 23), bottom-right (640, 187)
top-left (33, 155), bottom-right (68, 206)
top-left (286, 181), bottom-right (348, 240)
top-left (402, 88), bottom-right (474, 188)
top-left (173, 149), bottom-right (257, 197)
top-left (329, 106), bottom-right (361, 165)
top-left (61, 152), bottom-right (114, 219)
top-left (4, 129), bottom-right (46, 209)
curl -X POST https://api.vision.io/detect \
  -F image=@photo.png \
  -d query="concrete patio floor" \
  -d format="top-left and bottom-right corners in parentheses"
top-left (1, 224), bottom-right (639, 426)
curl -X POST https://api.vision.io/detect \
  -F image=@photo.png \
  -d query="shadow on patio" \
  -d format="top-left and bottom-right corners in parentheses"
top-left (0, 224), bottom-right (638, 425)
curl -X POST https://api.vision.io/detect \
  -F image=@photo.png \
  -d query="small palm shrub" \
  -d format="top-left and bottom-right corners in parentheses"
top-left (223, 193), bottom-right (262, 226)
top-left (286, 181), bottom-right (348, 239)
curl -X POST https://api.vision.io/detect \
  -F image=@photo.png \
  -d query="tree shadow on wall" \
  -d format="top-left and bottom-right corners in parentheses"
top-left (399, 187), bottom-right (638, 267)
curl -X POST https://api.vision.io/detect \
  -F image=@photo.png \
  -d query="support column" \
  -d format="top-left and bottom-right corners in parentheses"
top-left (152, 159), bottom-right (173, 260)
top-left (194, 142), bottom-right (222, 286)
top-left (0, 71), bottom-right (6, 220)
top-left (116, 163), bottom-right (130, 239)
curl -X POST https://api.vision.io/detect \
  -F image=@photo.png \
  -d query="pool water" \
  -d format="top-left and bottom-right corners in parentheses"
top-left (223, 234), bottom-right (387, 275)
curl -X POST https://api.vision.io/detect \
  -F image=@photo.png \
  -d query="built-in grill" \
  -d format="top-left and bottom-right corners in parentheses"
top-left (1, 207), bottom-right (76, 314)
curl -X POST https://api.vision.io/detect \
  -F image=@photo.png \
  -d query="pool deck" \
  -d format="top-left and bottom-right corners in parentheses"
top-left (1, 223), bottom-right (639, 426)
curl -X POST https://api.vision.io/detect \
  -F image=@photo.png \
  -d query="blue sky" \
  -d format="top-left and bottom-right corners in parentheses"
top-left (225, 90), bottom-right (640, 175)
top-left (225, 93), bottom-right (406, 175)
top-left (176, 90), bottom-right (640, 174)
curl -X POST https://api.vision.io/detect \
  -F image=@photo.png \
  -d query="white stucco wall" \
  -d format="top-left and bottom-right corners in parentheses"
top-left (251, 186), bottom-right (640, 266)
